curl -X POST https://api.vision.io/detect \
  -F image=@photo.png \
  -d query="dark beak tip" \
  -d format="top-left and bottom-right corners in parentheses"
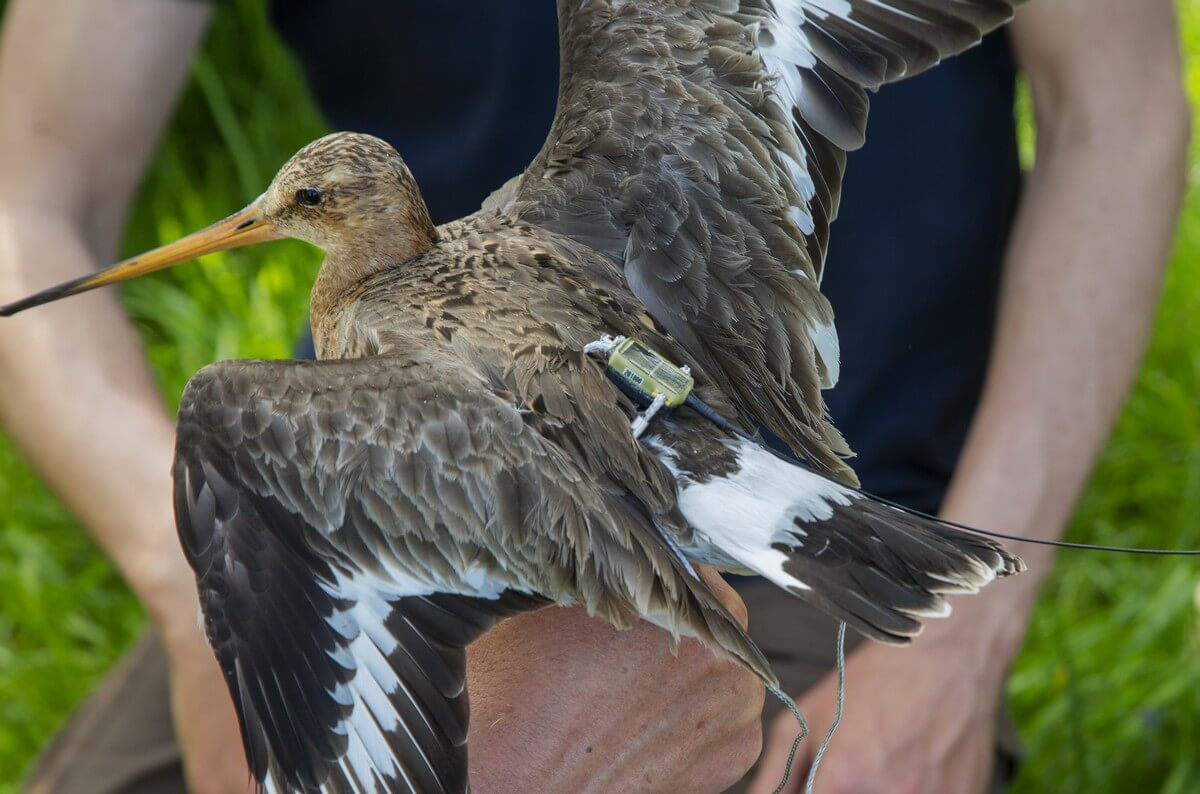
top-left (2, 302), bottom-right (32, 318)
top-left (0, 280), bottom-right (86, 317)
top-left (0, 297), bottom-right (31, 317)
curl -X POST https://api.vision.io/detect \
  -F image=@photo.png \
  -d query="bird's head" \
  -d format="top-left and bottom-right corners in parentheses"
top-left (0, 132), bottom-right (436, 317)
top-left (262, 132), bottom-right (436, 256)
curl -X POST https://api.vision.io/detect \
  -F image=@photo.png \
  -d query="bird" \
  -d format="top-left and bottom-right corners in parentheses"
top-left (1, 1), bottom-right (1026, 791)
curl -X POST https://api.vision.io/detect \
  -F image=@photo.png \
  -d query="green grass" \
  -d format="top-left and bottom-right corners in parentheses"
top-left (1, 1), bottom-right (1199, 790)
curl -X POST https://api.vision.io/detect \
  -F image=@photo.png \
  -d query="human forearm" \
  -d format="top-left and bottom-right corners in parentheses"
top-left (0, 210), bottom-right (200, 622)
top-left (933, 0), bottom-right (1190, 662)
top-left (0, 0), bottom-right (210, 626)
top-left (1, 4), bottom-right (270, 790)
top-left (751, 6), bottom-right (1190, 793)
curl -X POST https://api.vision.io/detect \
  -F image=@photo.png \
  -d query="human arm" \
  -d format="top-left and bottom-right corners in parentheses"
top-left (0, 2), bottom-right (250, 792)
top-left (0, 0), bottom-right (209, 636)
top-left (750, 0), bottom-right (1191, 791)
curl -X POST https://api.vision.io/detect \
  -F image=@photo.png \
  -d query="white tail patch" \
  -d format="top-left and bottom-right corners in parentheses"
top-left (652, 436), bottom-right (853, 593)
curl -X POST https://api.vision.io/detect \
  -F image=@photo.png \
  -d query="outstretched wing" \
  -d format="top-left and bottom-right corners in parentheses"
top-left (173, 354), bottom-right (767, 792)
top-left (174, 358), bottom-right (557, 793)
top-left (508, 0), bottom-right (1019, 482)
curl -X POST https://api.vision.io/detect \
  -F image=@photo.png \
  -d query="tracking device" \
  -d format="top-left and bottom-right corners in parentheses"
top-left (583, 335), bottom-right (694, 437)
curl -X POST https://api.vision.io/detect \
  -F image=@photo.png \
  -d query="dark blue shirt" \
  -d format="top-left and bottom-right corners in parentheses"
top-left (270, 1), bottom-right (1020, 514)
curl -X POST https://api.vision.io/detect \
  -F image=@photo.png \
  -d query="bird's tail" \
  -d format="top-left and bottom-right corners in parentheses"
top-left (655, 435), bottom-right (1024, 644)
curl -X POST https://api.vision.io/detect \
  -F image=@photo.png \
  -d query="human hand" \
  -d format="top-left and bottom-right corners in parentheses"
top-left (467, 569), bottom-right (764, 793)
top-left (746, 633), bottom-right (1005, 794)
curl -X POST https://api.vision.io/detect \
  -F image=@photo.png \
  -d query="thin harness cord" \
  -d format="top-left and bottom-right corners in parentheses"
top-left (680, 395), bottom-right (844, 791)
top-left (763, 621), bottom-right (846, 794)
top-left (766, 686), bottom-right (808, 794)
top-left (862, 491), bottom-right (1200, 556)
top-left (805, 622), bottom-right (846, 794)
top-left (684, 394), bottom-right (1200, 557)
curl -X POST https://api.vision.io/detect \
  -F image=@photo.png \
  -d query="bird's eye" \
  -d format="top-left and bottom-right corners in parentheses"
top-left (295, 187), bottom-right (323, 207)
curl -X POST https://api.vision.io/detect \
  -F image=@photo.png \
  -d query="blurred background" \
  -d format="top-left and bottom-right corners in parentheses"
top-left (0, 1), bottom-right (1197, 791)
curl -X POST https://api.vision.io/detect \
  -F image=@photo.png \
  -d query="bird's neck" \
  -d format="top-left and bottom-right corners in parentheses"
top-left (309, 225), bottom-right (437, 357)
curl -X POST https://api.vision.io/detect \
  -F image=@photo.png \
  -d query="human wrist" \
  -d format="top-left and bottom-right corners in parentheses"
top-left (466, 608), bottom-right (601, 791)
top-left (914, 585), bottom-right (1035, 687)
top-left (129, 540), bottom-right (204, 647)
top-left (936, 491), bottom-right (1060, 671)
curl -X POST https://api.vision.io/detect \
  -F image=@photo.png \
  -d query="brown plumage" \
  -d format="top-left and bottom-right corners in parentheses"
top-left (1, 2), bottom-right (1026, 792)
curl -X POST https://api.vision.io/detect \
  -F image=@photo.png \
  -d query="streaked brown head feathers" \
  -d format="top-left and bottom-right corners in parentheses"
top-left (265, 132), bottom-right (436, 259)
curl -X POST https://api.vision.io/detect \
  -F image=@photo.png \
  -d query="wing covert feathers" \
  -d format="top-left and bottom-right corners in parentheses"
top-left (511, 0), bottom-right (1019, 482)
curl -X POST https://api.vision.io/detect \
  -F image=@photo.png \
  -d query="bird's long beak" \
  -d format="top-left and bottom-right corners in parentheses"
top-left (0, 202), bottom-right (282, 317)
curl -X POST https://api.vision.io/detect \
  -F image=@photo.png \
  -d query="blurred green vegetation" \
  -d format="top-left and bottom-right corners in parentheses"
top-left (0, 1), bottom-right (1198, 791)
